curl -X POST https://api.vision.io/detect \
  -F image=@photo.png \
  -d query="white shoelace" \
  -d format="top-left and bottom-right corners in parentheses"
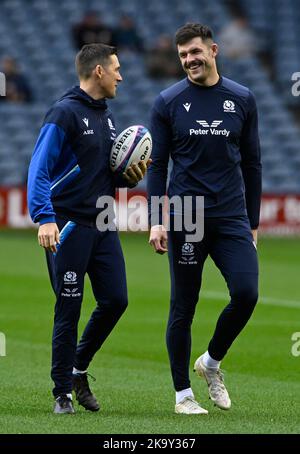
top-left (181, 396), bottom-right (201, 409)
top-left (207, 370), bottom-right (227, 397)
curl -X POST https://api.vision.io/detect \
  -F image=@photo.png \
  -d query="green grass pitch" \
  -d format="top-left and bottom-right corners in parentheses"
top-left (0, 230), bottom-right (299, 434)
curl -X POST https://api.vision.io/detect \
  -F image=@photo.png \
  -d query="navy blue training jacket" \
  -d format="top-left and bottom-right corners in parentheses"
top-left (147, 76), bottom-right (262, 229)
top-left (27, 86), bottom-right (126, 226)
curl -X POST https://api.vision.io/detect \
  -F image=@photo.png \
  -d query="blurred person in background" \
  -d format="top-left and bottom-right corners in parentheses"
top-left (72, 11), bottom-right (115, 49)
top-left (27, 44), bottom-right (148, 414)
top-left (145, 34), bottom-right (183, 79)
top-left (0, 56), bottom-right (32, 103)
top-left (219, 17), bottom-right (257, 60)
top-left (148, 23), bottom-right (261, 415)
top-left (114, 13), bottom-right (144, 53)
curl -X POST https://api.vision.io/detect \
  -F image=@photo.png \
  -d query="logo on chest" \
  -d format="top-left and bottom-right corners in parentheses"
top-left (223, 100), bottom-right (236, 112)
top-left (190, 120), bottom-right (230, 137)
top-left (82, 117), bottom-right (94, 135)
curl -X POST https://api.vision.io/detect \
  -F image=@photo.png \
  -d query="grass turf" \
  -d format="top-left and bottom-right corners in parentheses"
top-left (0, 230), bottom-right (299, 434)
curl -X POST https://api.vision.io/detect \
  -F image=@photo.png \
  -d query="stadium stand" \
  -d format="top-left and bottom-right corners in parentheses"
top-left (239, 0), bottom-right (300, 106)
top-left (0, 0), bottom-right (299, 192)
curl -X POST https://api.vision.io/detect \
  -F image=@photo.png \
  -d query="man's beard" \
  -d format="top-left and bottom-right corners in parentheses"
top-left (185, 60), bottom-right (210, 83)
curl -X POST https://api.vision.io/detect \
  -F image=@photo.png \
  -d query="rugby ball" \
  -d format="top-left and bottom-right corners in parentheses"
top-left (110, 125), bottom-right (152, 173)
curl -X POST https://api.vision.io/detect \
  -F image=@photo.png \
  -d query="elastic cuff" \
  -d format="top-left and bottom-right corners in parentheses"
top-left (39, 215), bottom-right (56, 225)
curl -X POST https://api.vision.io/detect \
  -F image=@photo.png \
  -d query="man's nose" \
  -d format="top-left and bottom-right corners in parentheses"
top-left (186, 54), bottom-right (196, 65)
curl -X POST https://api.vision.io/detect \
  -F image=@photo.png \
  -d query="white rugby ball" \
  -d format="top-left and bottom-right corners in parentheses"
top-left (110, 125), bottom-right (152, 173)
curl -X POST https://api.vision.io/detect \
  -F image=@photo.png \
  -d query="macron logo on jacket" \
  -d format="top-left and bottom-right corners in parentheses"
top-left (82, 117), bottom-right (94, 135)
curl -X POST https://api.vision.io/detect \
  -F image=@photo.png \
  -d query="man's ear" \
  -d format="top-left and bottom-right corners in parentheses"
top-left (211, 43), bottom-right (218, 58)
top-left (95, 64), bottom-right (104, 78)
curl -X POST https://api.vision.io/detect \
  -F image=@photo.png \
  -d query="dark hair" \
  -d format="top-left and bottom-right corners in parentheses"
top-left (175, 23), bottom-right (213, 46)
top-left (75, 43), bottom-right (117, 79)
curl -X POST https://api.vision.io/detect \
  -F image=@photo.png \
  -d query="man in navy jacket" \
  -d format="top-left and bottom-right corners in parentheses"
top-left (148, 24), bottom-right (261, 415)
top-left (28, 43), bottom-right (147, 414)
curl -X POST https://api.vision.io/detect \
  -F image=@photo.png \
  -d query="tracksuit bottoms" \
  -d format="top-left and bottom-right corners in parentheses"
top-left (167, 215), bottom-right (259, 391)
top-left (46, 217), bottom-right (128, 397)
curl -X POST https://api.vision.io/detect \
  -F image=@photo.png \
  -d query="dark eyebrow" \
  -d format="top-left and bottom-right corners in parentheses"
top-left (179, 47), bottom-right (202, 56)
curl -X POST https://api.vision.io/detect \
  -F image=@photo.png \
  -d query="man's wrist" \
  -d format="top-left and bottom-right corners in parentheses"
top-left (39, 215), bottom-right (56, 225)
top-left (151, 224), bottom-right (166, 231)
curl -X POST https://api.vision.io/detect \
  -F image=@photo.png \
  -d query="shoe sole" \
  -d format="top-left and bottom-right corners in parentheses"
top-left (76, 400), bottom-right (100, 412)
top-left (175, 409), bottom-right (208, 415)
top-left (84, 406), bottom-right (100, 412)
top-left (53, 409), bottom-right (75, 414)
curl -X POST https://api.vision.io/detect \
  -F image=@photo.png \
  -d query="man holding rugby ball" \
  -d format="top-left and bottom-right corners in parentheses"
top-left (27, 43), bottom-right (147, 414)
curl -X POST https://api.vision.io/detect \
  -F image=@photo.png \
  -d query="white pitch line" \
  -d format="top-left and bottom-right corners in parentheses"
top-left (202, 291), bottom-right (300, 309)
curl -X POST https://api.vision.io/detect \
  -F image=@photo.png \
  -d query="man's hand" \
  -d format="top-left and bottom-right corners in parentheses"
top-left (252, 229), bottom-right (258, 246)
top-left (38, 223), bottom-right (60, 253)
top-left (122, 159), bottom-right (152, 187)
top-left (149, 224), bottom-right (168, 254)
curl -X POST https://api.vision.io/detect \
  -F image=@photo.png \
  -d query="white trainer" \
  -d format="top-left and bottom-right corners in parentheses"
top-left (194, 354), bottom-right (231, 410)
top-left (175, 396), bottom-right (208, 415)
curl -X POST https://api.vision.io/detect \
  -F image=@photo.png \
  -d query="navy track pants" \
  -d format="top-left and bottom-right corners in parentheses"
top-left (167, 216), bottom-right (258, 391)
top-left (46, 217), bottom-right (128, 397)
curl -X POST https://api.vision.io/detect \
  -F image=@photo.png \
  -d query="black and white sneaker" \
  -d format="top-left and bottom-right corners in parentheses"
top-left (72, 373), bottom-right (100, 412)
top-left (54, 394), bottom-right (75, 414)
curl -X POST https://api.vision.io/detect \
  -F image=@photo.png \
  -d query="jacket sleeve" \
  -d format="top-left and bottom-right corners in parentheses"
top-left (147, 95), bottom-right (172, 226)
top-left (27, 107), bottom-right (68, 224)
top-left (240, 91), bottom-right (262, 229)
